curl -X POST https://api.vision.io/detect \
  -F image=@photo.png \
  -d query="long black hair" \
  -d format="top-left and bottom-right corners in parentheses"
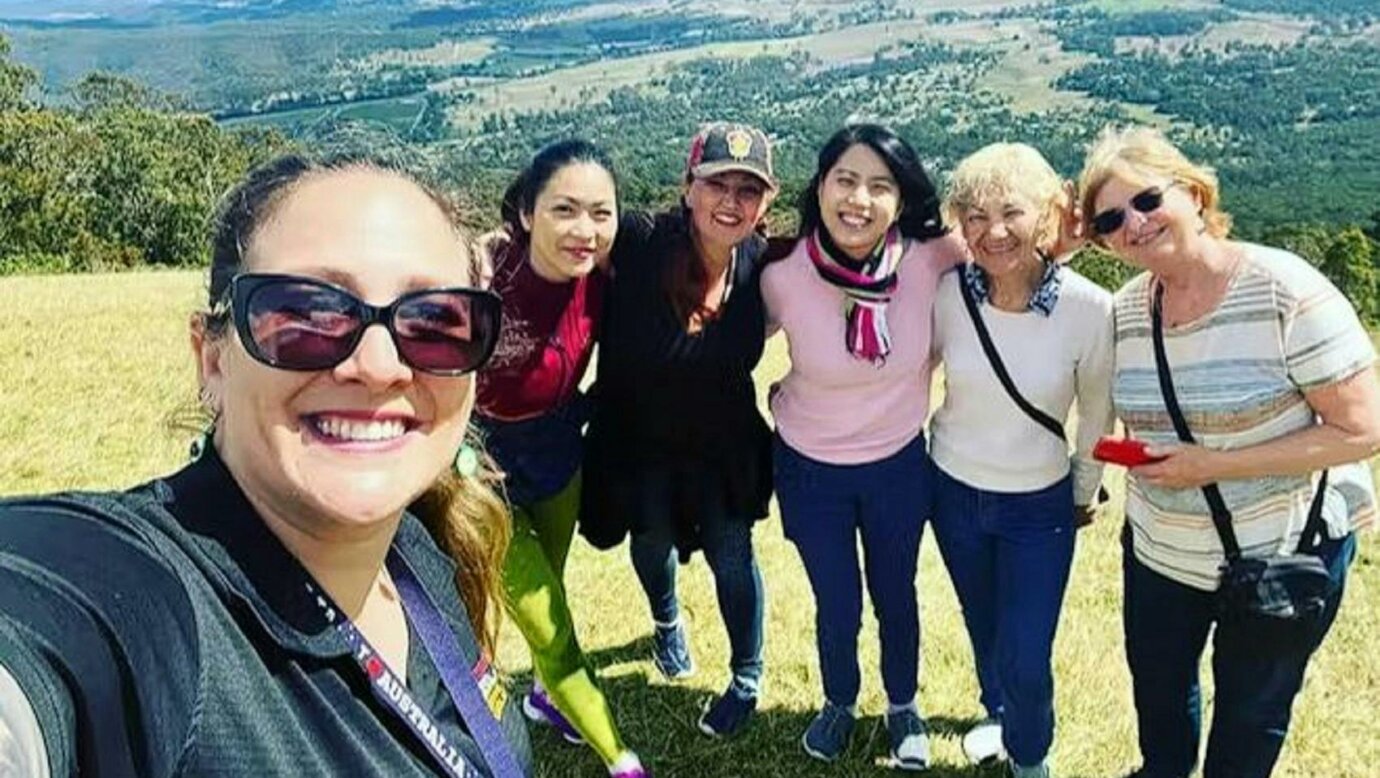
top-left (797, 123), bottom-right (946, 242)
top-left (499, 138), bottom-right (618, 237)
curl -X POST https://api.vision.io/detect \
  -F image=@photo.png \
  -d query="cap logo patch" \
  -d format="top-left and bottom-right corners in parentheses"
top-left (726, 129), bottom-right (754, 160)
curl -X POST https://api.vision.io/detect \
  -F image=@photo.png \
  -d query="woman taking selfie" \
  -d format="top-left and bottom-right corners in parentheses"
top-left (0, 155), bottom-right (531, 777)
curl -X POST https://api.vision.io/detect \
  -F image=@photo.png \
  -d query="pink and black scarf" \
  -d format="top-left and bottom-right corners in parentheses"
top-left (806, 227), bottom-right (904, 366)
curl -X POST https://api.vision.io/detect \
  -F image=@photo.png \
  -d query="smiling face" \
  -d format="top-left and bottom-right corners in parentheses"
top-left (816, 143), bottom-right (901, 260)
top-left (195, 167), bottom-right (474, 539)
top-left (684, 170), bottom-right (772, 254)
top-left (1091, 168), bottom-right (1204, 271)
top-left (960, 188), bottom-right (1045, 280)
top-left (522, 161), bottom-right (617, 282)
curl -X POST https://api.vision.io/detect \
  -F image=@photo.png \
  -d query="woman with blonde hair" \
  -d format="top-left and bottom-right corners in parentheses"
top-left (931, 142), bottom-right (1114, 778)
top-left (1081, 125), bottom-right (1380, 778)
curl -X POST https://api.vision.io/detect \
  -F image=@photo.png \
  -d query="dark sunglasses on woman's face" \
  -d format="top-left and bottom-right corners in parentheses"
top-left (1090, 183), bottom-right (1177, 237)
top-left (220, 273), bottom-right (502, 375)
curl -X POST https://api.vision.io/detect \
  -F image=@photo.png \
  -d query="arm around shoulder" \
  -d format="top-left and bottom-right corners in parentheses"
top-left (1071, 281), bottom-right (1116, 505)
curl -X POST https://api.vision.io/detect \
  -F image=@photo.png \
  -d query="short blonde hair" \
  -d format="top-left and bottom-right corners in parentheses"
top-left (1078, 125), bottom-right (1232, 241)
top-left (944, 142), bottom-right (1068, 255)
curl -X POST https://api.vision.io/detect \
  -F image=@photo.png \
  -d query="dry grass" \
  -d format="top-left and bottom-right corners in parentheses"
top-left (359, 37), bottom-right (497, 70)
top-left (1, 270), bottom-right (1375, 777)
top-left (1196, 17), bottom-right (1312, 48)
top-left (974, 22), bottom-right (1098, 114)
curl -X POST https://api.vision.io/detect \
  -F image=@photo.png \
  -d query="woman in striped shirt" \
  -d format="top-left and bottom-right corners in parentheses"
top-left (1079, 125), bottom-right (1380, 778)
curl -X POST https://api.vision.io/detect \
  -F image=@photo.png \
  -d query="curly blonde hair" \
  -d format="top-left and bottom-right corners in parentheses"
top-left (1078, 125), bottom-right (1232, 243)
top-left (944, 142), bottom-right (1068, 256)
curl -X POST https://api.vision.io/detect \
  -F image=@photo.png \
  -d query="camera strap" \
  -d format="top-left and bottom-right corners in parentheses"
top-left (1149, 281), bottom-right (1329, 561)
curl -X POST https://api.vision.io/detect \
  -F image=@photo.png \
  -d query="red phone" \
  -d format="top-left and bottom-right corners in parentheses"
top-left (1093, 436), bottom-right (1167, 467)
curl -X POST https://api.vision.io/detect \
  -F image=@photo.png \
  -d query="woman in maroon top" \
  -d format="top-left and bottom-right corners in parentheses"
top-left (474, 140), bottom-right (645, 778)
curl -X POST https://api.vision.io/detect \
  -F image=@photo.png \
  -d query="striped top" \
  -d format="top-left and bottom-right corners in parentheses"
top-left (1114, 242), bottom-right (1376, 590)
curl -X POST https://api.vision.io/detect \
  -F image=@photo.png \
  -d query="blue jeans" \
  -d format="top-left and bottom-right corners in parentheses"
top-left (931, 466), bottom-right (1075, 767)
top-left (1123, 527), bottom-right (1356, 778)
top-left (630, 512), bottom-right (765, 689)
top-left (773, 434), bottom-right (930, 707)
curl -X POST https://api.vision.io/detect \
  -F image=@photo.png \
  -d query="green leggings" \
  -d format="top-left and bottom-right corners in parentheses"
top-left (502, 470), bottom-right (625, 764)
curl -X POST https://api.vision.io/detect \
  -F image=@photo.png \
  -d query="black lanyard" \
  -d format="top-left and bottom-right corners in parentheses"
top-left (304, 550), bottom-right (524, 778)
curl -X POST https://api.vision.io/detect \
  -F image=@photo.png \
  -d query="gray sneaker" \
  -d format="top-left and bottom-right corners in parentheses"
top-left (801, 702), bottom-right (855, 762)
top-left (651, 619), bottom-right (695, 681)
top-left (885, 708), bottom-right (930, 771)
top-left (1009, 760), bottom-right (1051, 778)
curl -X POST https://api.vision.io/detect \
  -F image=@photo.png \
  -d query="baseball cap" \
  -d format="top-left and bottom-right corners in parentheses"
top-left (685, 122), bottom-right (777, 190)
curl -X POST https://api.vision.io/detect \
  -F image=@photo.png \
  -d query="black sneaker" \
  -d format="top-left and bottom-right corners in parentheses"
top-left (801, 702), bottom-right (855, 762)
top-left (697, 679), bottom-right (758, 738)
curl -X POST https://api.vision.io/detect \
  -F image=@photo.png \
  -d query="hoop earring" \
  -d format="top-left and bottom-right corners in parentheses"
top-left (454, 444), bottom-right (480, 479)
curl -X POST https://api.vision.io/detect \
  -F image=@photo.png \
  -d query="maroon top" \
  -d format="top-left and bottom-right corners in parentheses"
top-left (476, 233), bottom-right (605, 421)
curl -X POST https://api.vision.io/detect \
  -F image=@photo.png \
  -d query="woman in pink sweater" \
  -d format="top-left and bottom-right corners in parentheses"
top-left (761, 123), bottom-right (965, 770)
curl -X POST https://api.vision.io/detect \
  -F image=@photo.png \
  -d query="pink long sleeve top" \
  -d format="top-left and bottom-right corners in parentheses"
top-left (762, 233), bottom-right (965, 465)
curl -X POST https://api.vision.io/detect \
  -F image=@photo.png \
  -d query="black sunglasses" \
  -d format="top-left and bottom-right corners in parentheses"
top-left (221, 273), bottom-right (502, 376)
top-left (1090, 183), bottom-right (1177, 237)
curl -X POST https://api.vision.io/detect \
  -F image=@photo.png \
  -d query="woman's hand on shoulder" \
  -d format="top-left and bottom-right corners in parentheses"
top-left (472, 229), bottom-right (510, 288)
top-left (1049, 180), bottom-right (1086, 262)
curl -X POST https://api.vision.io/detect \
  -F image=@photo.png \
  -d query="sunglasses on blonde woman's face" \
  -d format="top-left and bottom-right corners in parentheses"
top-left (1090, 182), bottom-right (1182, 238)
top-left (219, 273), bottom-right (502, 375)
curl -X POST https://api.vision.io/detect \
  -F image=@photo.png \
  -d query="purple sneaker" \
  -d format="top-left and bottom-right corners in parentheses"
top-left (609, 750), bottom-right (649, 778)
top-left (522, 688), bottom-right (585, 745)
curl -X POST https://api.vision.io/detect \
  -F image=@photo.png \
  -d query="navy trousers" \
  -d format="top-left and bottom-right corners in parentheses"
top-left (931, 466), bottom-right (1075, 768)
top-left (773, 433), bottom-right (930, 707)
top-left (1122, 527), bottom-right (1356, 778)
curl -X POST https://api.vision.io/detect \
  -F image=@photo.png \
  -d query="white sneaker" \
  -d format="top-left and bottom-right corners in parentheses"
top-left (962, 717), bottom-right (1005, 764)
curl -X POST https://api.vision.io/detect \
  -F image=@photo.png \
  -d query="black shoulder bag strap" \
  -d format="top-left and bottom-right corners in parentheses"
top-left (1149, 281), bottom-right (1329, 560)
top-left (959, 274), bottom-right (1066, 442)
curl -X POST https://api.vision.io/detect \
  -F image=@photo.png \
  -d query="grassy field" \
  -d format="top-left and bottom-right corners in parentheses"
top-left (1, 271), bottom-right (1376, 777)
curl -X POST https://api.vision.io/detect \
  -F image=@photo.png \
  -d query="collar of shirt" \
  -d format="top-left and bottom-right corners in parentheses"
top-left (153, 446), bottom-right (464, 661)
top-left (962, 258), bottom-right (1064, 317)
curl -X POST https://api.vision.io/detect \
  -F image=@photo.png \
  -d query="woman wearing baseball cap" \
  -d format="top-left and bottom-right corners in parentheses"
top-left (580, 122), bottom-right (777, 739)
